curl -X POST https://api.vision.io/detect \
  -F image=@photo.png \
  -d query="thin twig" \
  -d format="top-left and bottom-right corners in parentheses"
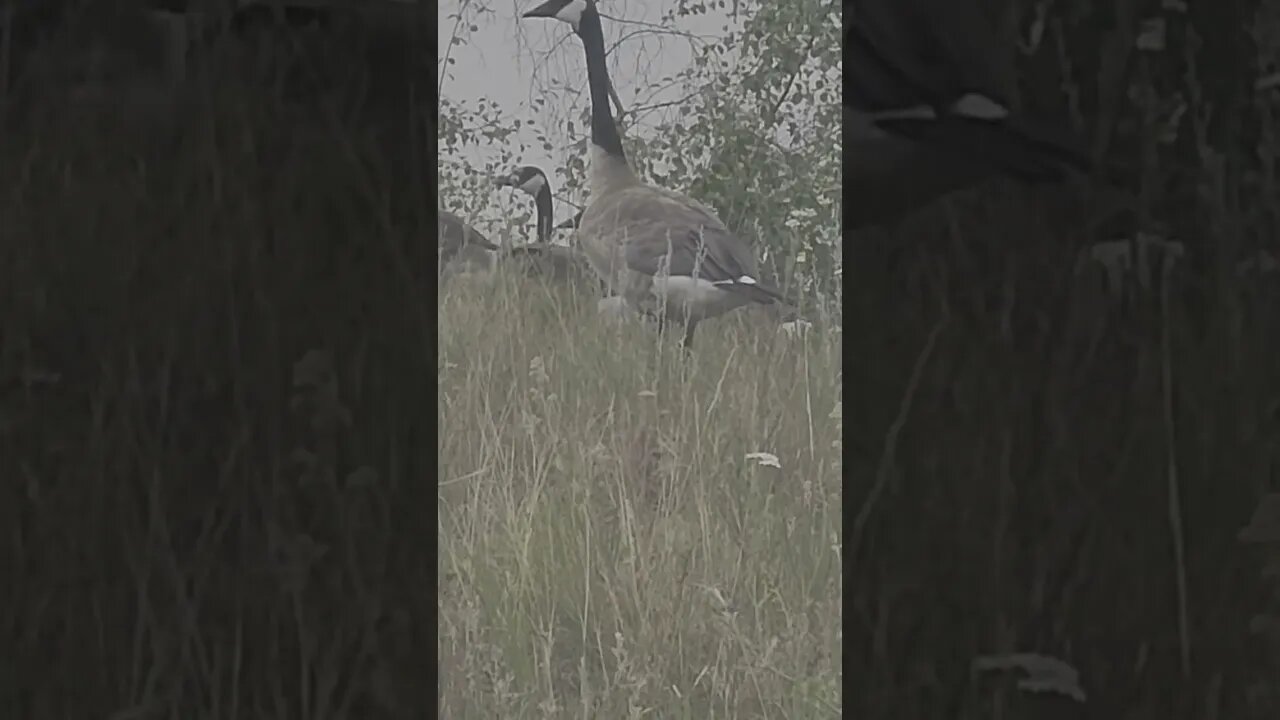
top-left (437, 0), bottom-right (475, 98)
top-left (600, 13), bottom-right (715, 46)
top-left (626, 89), bottom-right (702, 121)
top-left (767, 33), bottom-right (817, 126)
top-left (607, 78), bottom-right (626, 127)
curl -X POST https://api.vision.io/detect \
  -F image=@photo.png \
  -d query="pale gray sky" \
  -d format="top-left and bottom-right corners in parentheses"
top-left (437, 0), bottom-right (743, 237)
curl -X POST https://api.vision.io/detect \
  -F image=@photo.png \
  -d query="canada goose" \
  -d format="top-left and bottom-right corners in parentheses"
top-left (522, 0), bottom-right (785, 349)
top-left (492, 165), bottom-right (598, 284)
top-left (845, 0), bottom-right (1091, 229)
top-left (438, 209), bottom-right (499, 278)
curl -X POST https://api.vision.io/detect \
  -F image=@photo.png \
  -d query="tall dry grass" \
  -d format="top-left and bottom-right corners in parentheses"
top-left (437, 271), bottom-right (842, 717)
top-left (841, 1), bottom-right (1280, 714)
top-left (846, 179), bottom-right (1280, 719)
top-left (1, 45), bottom-right (432, 717)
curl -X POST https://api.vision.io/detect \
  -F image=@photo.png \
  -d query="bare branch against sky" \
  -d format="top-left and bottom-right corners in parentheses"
top-left (437, 0), bottom-right (739, 224)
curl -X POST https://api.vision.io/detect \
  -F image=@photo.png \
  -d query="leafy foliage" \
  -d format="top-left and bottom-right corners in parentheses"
top-left (628, 0), bottom-right (841, 297)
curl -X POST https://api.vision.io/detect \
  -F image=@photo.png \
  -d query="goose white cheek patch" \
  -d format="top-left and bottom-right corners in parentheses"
top-left (520, 174), bottom-right (547, 196)
top-left (556, 0), bottom-right (587, 28)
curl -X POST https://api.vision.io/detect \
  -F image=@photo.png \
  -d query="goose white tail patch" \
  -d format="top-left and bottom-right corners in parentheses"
top-left (556, 0), bottom-right (587, 27)
top-left (653, 275), bottom-right (725, 307)
top-left (951, 93), bottom-right (1009, 120)
top-left (597, 296), bottom-right (630, 315)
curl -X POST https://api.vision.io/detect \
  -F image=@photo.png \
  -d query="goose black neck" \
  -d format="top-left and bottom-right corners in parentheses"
top-left (535, 186), bottom-right (554, 242)
top-left (578, 9), bottom-right (626, 160)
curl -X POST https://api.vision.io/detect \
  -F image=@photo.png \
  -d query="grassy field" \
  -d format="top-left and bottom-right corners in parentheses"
top-left (437, 271), bottom-right (843, 717)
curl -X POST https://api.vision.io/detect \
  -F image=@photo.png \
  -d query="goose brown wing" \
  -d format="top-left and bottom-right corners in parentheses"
top-left (597, 190), bottom-right (784, 303)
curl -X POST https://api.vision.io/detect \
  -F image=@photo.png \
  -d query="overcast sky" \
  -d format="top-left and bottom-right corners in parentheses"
top-left (437, 0), bottom-right (742, 235)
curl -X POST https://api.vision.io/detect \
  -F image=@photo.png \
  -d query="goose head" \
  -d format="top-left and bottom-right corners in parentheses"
top-left (523, 0), bottom-right (593, 33)
top-left (493, 165), bottom-right (550, 198)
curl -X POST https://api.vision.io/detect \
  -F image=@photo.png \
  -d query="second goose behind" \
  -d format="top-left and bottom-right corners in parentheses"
top-left (493, 165), bottom-right (598, 286)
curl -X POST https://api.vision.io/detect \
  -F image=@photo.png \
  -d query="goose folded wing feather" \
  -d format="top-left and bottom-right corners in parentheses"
top-left (649, 185), bottom-right (725, 220)
top-left (439, 211), bottom-right (498, 251)
top-left (609, 195), bottom-right (782, 304)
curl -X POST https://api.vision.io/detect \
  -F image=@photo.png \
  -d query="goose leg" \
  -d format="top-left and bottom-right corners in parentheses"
top-left (680, 321), bottom-right (697, 352)
top-left (651, 313), bottom-right (695, 354)
top-left (654, 313), bottom-right (670, 342)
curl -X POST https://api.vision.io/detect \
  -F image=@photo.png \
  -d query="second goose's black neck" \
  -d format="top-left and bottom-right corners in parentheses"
top-left (534, 185), bottom-right (554, 242)
top-left (578, 8), bottom-right (626, 160)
